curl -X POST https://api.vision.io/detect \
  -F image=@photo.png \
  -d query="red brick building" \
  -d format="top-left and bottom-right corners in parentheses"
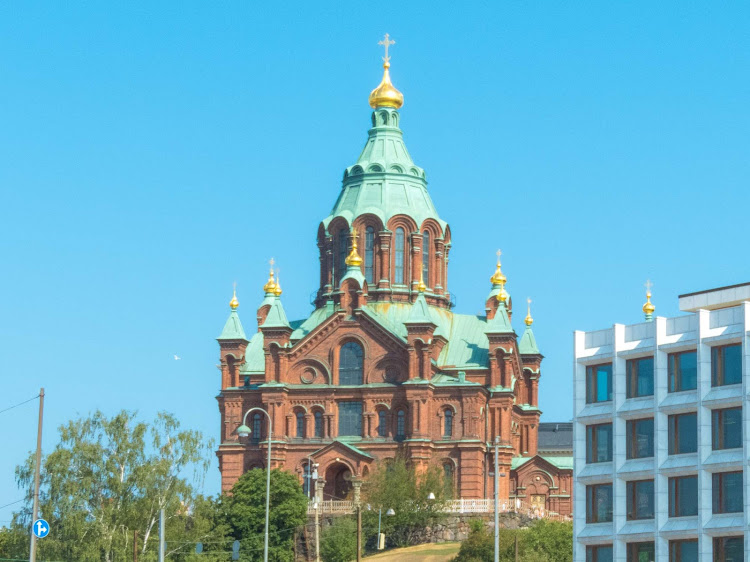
top-left (215, 53), bottom-right (572, 516)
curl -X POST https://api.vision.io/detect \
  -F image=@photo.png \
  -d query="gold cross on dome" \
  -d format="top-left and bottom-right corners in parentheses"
top-left (378, 33), bottom-right (396, 64)
top-left (644, 279), bottom-right (653, 293)
top-left (269, 257), bottom-right (275, 268)
top-left (496, 249), bottom-right (502, 259)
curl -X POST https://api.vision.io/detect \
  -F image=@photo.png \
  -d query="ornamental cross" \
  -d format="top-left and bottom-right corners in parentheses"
top-left (645, 279), bottom-right (653, 293)
top-left (379, 33), bottom-right (396, 64)
top-left (496, 249), bottom-right (502, 259)
top-left (269, 257), bottom-right (275, 268)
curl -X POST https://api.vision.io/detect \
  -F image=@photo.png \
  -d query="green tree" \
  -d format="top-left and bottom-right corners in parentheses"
top-left (521, 520), bottom-right (572, 562)
top-left (319, 517), bottom-right (357, 562)
top-left (221, 468), bottom-right (308, 561)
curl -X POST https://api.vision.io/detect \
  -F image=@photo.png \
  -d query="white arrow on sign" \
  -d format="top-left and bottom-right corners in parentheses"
top-left (32, 519), bottom-right (50, 538)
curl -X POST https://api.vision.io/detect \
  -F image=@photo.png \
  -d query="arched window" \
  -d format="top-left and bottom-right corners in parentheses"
top-left (422, 230), bottom-right (430, 287)
top-left (394, 228), bottom-right (405, 284)
top-left (296, 411), bottom-right (305, 438)
top-left (396, 409), bottom-right (406, 440)
top-left (336, 228), bottom-right (348, 284)
top-left (444, 408), bottom-right (453, 437)
top-left (252, 413), bottom-right (262, 443)
top-left (314, 411), bottom-right (323, 438)
top-left (339, 342), bottom-right (364, 385)
top-left (377, 410), bottom-right (387, 437)
top-left (365, 226), bottom-right (375, 284)
top-left (443, 462), bottom-right (454, 497)
top-left (303, 463), bottom-right (312, 496)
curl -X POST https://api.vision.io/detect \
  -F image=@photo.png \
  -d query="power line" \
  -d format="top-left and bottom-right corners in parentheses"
top-left (0, 499), bottom-right (24, 510)
top-left (0, 395), bottom-right (39, 416)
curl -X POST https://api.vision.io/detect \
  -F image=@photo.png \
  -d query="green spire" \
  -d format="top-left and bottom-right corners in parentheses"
top-left (218, 310), bottom-right (247, 341)
top-left (262, 296), bottom-right (291, 329)
top-left (405, 291), bottom-right (437, 326)
top-left (518, 326), bottom-right (540, 355)
top-left (485, 302), bottom-right (513, 334)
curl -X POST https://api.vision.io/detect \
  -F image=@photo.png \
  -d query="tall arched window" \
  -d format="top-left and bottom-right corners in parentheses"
top-left (394, 228), bottom-right (405, 284)
top-left (336, 228), bottom-right (348, 283)
top-left (314, 411), bottom-right (323, 437)
top-left (444, 408), bottom-right (453, 437)
top-left (303, 463), bottom-right (312, 496)
top-left (339, 342), bottom-right (364, 385)
top-left (252, 413), bottom-right (262, 443)
top-left (365, 226), bottom-right (375, 284)
top-left (377, 410), bottom-right (387, 437)
top-left (296, 411), bottom-right (305, 438)
top-left (396, 409), bottom-right (406, 440)
top-left (443, 462), bottom-right (454, 497)
top-left (422, 230), bottom-right (430, 287)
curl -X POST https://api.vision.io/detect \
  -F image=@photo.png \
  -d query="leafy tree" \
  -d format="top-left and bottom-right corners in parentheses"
top-left (521, 520), bottom-right (572, 562)
top-left (319, 517), bottom-right (357, 562)
top-left (221, 468), bottom-right (308, 561)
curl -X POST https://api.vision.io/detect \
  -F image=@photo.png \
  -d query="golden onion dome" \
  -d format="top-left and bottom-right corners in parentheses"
top-left (417, 270), bottom-right (427, 293)
top-left (525, 298), bottom-right (533, 326)
top-left (496, 283), bottom-right (508, 303)
top-left (643, 292), bottom-right (655, 315)
top-left (229, 286), bottom-right (239, 310)
top-left (490, 262), bottom-right (506, 286)
top-left (369, 62), bottom-right (404, 109)
top-left (345, 227), bottom-right (363, 267)
top-left (273, 271), bottom-right (283, 297)
top-left (262, 265), bottom-right (277, 294)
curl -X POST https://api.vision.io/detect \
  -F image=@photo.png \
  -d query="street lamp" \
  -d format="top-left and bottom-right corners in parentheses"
top-left (367, 505), bottom-right (395, 550)
top-left (236, 407), bottom-right (273, 562)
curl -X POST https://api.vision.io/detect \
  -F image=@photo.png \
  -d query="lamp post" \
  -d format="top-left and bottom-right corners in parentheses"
top-left (494, 436), bottom-right (500, 562)
top-left (372, 505), bottom-right (395, 550)
top-left (236, 407), bottom-right (273, 562)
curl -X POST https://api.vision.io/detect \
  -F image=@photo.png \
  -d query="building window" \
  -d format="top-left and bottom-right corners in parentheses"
top-left (443, 462), bottom-right (454, 497)
top-left (711, 343), bottom-right (742, 387)
top-left (712, 471), bottom-right (743, 514)
top-left (626, 542), bottom-right (654, 562)
top-left (586, 545), bottom-right (613, 562)
top-left (443, 408), bottom-right (453, 437)
top-left (396, 409), bottom-right (406, 440)
top-left (713, 537), bottom-right (743, 562)
top-left (422, 230), bottom-right (430, 286)
top-left (668, 413), bottom-right (697, 454)
top-left (626, 418), bottom-right (654, 459)
top-left (339, 342), bottom-right (364, 385)
top-left (303, 463), bottom-right (312, 496)
top-left (668, 350), bottom-right (697, 392)
top-left (586, 483), bottom-right (613, 523)
top-left (251, 413), bottom-right (262, 443)
top-left (712, 407), bottom-right (742, 450)
top-left (377, 410), bottom-right (387, 437)
top-left (586, 423), bottom-right (613, 463)
top-left (336, 228), bottom-right (348, 284)
top-left (394, 227), bottom-right (405, 284)
top-left (314, 411), bottom-right (323, 438)
top-left (626, 480), bottom-right (655, 520)
top-left (338, 402), bottom-right (362, 436)
top-left (668, 475), bottom-right (698, 517)
top-left (669, 539), bottom-right (698, 562)
top-left (586, 363), bottom-right (613, 403)
top-left (365, 226), bottom-right (375, 284)
top-left (296, 411), bottom-right (305, 438)
top-left (626, 357), bottom-right (654, 398)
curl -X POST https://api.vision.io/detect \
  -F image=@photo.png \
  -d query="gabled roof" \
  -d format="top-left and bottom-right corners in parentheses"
top-left (262, 297), bottom-right (291, 329)
top-left (218, 310), bottom-right (247, 341)
top-left (311, 439), bottom-right (374, 460)
top-left (485, 303), bottom-right (513, 335)
top-left (405, 293), bottom-right (437, 326)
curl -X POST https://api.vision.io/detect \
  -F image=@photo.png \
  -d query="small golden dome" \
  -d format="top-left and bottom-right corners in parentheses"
top-left (229, 285), bottom-right (239, 310)
top-left (273, 271), bottom-right (283, 297)
top-left (345, 227), bottom-right (363, 267)
top-left (417, 269), bottom-right (427, 293)
top-left (525, 298), bottom-right (533, 326)
top-left (369, 63), bottom-right (404, 109)
top-left (643, 292), bottom-right (655, 315)
top-left (496, 282), bottom-right (508, 303)
top-left (262, 262), bottom-right (277, 294)
top-left (490, 250), bottom-right (506, 285)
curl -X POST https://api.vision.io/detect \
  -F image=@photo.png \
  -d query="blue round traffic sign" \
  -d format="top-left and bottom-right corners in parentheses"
top-left (32, 519), bottom-right (50, 539)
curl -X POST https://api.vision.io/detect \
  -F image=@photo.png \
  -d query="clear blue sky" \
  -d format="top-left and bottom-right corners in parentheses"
top-left (1, 2), bottom-right (748, 514)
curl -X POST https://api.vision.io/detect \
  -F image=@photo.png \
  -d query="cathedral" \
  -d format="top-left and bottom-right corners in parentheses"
top-left (215, 38), bottom-right (572, 517)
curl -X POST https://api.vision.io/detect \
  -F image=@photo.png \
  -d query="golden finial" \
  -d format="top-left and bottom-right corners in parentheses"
top-left (229, 282), bottom-right (239, 310)
top-left (262, 258), bottom-right (277, 294)
top-left (273, 269), bottom-right (283, 297)
top-left (345, 227), bottom-right (363, 267)
top-left (417, 268), bottom-right (427, 293)
top-left (642, 279), bottom-right (655, 319)
top-left (525, 298), bottom-right (533, 326)
top-left (490, 249), bottom-right (507, 286)
top-left (369, 33), bottom-right (404, 109)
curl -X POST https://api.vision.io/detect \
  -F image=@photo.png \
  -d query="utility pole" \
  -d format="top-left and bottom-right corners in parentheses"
top-left (314, 479), bottom-right (324, 562)
top-left (29, 387), bottom-right (44, 562)
top-left (352, 478), bottom-right (363, 562)
top-left (158, 509), bottom-right (165, 562)
top-left (133, 530), bottom-right (138, 562)
top-left (494, 436), bottom-right (499, 562)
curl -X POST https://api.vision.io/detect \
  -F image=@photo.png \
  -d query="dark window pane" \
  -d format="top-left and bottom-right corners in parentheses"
top-left (713, 407), bottom-right (743, 450)
top-left (337, 228), bottom-right (348, 284)
top-left (587, 364), bottom-right (613, 403)
top-left (396, 410), bottom-right (406, 439)
top-left (587, 484), bottom-right (613, 523)
top-left (377, 411), bottom-right (387, 437)
top-left (365, 227), bottom-right (375, 284)
top-left (338, 402), bottom-right (362, 436)
top-left (339, 342), bottom-right (364, 385)
top-left (723, 344), bottom-right (742, 385)
top-left (394, 228), bottom-right (405, 284)
top-left (714, 537), bottom-right (744, 562)
top-left (670, 413), bottom-right (698, 454)
top-left (587, 424), bottom-right (613, 463)
top-left (670, 540), bottom-right (698, 562)
top-left (422, 230), bottom-right (430, 287)
top-left (314, 411), bottom-right (323, 437)
top-left (587, 545), bottom-right (613, 562)
top-left (627, 542), bottom-right (654, 562)
top-left (628, 358), bottom-right (654, 398)
top-left (444, 409), bottom-right (453, 436)
top-left (627, 418), bottom-right (654, 459)
top-left (296, 412), bottom-right (305, 438)
top-left (670, 476), bottom-right (698, 517)
top-left (679, 351), bottom-right (698, 390)
top-left (713, 472), bottom-right (743, 514)
top-left (627, 480), bottom-right (654, 520)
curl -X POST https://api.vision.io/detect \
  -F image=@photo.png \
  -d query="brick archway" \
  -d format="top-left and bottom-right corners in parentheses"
top-left (324, 462), bottom-right (352, 501)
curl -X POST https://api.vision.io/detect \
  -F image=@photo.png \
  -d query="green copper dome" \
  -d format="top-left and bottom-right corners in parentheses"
top-left (323, 107), bottom-right (446, 231)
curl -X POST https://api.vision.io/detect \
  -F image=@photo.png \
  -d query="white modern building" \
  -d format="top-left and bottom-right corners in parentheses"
top-left (573, 282), bottom-right (750, 562)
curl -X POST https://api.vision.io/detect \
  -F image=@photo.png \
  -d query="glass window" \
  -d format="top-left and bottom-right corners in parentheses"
top-left (443, 462), bottom-right (454, 497)
top-left (296, 411), bottom-right (305, 438)
top-left (396, 410), bottom-right (406, 440)
top-left (712, 344), bottom-right (742, 387)
top-left (626, 418), bottom-right (654, 459)
top-left (713, 537), bottom-right (743, 562)
top-left (336, 228), bottom-right (348, 284)
top-left (377, 410), bottom-right (387, 437)
top-left (251, 413), bottom-right (262, 443)
top-left (303, 463), bottom-right (311, 496)
top-left (586, 483), bottom-right (613, 523)
top-left (668, 350), bottom-right (697, 392)
top-left (712, 407), bottom-right (742, 450)
top-left (365, 226), bottom-right (375, 284)
top-left (339, 342), bottom-right (364, 385)
top-left (627, 542), bottom-right (654, 562)
top-left (444, 409), bottom-right (453, 437)
top-left (394, 228), bottom-right (405, 284)
top-left (626, 480), bottom-right (654, 520)
top-left (338, 402), bottom-right (362, 436)
top-left (627, 357), bottom-right (654, 398)
top-left (586, 363), bottom-right (613, 403)
top-left (422, 230), bottom-right (430, 287)
top-left (712, 471), bottom-right (743, 514)
top-left (668, 413), bottom-right (697, 454)
top-left (669, 475), bottom-right (698, 517)
top-left (669, 539), bottom-right (698, 562)
top-left (314, 411), bottom-right (323, 438)
top-left (586, 545), bottom-right (613, 562)
top-left (586, 423), bottom-right (613, 463)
